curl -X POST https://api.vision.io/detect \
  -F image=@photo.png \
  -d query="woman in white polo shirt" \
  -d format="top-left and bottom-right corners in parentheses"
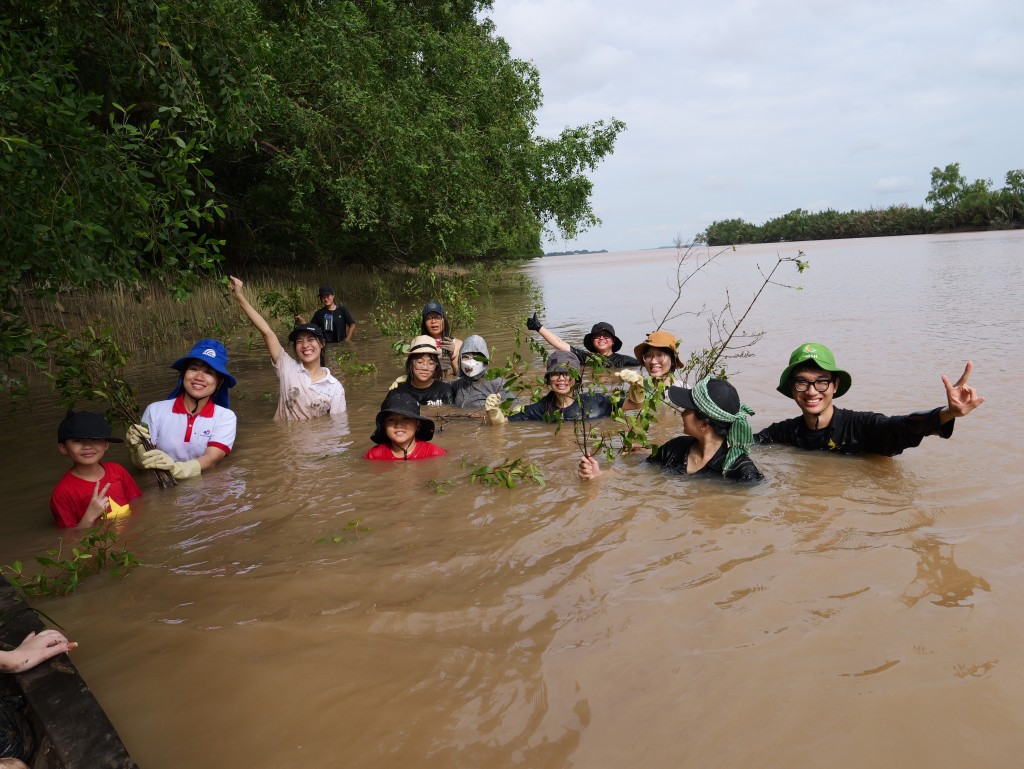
top-left (127, 338), bottom-right (237, 480)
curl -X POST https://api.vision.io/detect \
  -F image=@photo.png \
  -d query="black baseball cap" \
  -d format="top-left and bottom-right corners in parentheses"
top-left (57, 410), bottom-right (123, 443)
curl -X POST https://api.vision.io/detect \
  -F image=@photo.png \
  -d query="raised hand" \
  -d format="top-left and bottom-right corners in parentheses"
top-left (578, 454), bottom-right (601, 481)
top-left (484, 393), bottom-right (506, 425)
top-left (83, 481), bottom-right (111, 526)
top-left (526, 313), bottom-right (543, 332)
top-left (942, 360), bottom-right (985, 420)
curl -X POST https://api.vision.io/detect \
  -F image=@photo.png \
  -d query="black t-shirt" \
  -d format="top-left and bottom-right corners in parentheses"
top-left (394, 380), bottom-right (454, 407)
top-left (509, 392), bottom-right (614, 422)
top-left (648, 435), bottom-right (763, 483)
top-left (311, 305), bottom-right (355, 343)
top-left (569, 345), bottom-right (640, 369)
top-left (755, 406), bottom-right (953, 456)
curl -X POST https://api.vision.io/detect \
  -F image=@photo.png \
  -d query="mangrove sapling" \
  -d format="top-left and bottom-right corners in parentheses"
top-left (686, 251), bottom-right (810, 382)
top-left (2, 518), bottom-right (140, 598)
top-left (468, 458), bottom-right (545, 489)
top-left (315, 519), bottom-right (370, 544)
top-left (45, 325), bottom-right (176, 488)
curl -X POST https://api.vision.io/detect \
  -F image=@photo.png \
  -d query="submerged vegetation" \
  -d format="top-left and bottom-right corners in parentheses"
top-left (2, 519), bottom-right (139, 598)
top-left (700, 163), bottom-right (1024, 246)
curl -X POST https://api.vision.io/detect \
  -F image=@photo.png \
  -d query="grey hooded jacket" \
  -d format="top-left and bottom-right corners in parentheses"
top-left (452, 335), bottom-right (510, 408)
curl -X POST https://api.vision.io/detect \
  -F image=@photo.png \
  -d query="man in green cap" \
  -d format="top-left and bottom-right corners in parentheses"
top-left (755, 342), bottom-right (984, 456)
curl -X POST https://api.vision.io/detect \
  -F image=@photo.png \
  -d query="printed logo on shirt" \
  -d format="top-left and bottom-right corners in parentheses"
top-left (196, 428), bottom-right (214, 438)
top-left (202, 348), bottom-right (217, 358)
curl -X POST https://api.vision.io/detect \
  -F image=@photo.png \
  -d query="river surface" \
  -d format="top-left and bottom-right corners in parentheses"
top-left (2, 231), bottom-right (1022, 768)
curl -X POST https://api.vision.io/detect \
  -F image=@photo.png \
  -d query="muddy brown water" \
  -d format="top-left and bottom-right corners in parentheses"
top-left (2, 231), bottom-right (1022, 767)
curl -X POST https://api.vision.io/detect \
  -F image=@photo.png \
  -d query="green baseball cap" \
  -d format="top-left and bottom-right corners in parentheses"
top-left (777, 342), bottom-right (852, 398)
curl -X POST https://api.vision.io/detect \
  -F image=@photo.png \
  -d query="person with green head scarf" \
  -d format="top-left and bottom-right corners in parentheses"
top-left (578, 376), bottom-right (764, 483)
top-left (755, 342), bottom-right (985, 456)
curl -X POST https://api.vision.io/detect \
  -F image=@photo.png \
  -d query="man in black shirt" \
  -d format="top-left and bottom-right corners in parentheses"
top-left (755, 342), bottom-right (984, 456)
top-left (295, 285), bottom-right (355, 343)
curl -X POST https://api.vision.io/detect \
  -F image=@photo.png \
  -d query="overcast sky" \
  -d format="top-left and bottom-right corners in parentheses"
top-left (486, 0), bottom-right (1024, 253)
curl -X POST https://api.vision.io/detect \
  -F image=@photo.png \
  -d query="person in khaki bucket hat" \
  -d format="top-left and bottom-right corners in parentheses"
top-left (617, 329), bottom-right (686, 410)
top-left (754, 341), bottom-right (985, 455)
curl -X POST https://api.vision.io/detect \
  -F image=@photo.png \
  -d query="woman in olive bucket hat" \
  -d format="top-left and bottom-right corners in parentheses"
top-left (579, 376), bottom-right (763, 483)
top-left (126, 338), bottom-right (237, 480)
top-left (754, 341), bottom-right (985, 456)
top-left (617, 329), bottom-right (687, 410)
top-left (526, 313), bottom-right (640, 369)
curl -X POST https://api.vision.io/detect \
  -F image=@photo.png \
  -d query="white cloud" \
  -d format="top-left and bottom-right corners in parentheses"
top-left (873, 177), bottom-right (915, 194)
top-left (488, 0), bottom-right (1024, 250)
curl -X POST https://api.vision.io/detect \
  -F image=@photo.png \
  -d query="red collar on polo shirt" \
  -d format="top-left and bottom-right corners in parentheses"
top-left (171, 393), bottom-right (217, 417)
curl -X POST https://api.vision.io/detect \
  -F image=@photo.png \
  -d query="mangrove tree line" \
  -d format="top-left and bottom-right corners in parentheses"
top-left (700, 163), bottom-right (1024, 246)
top-left (0, 0), bottom-right (624, 385)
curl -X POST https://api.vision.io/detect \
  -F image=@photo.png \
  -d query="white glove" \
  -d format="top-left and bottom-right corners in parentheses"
top-left (389, 375), bottom-right (408, 391)
top-left (126, 423), bottom-right (150, 447)
top-left (616, 370), bottom-right (646, 403)
top-left (126, 424), bottom-right (150, 469)
top-left (484, 393), bottom-right (506, 425)
top-left (142, 450), bottom-right (202, 480)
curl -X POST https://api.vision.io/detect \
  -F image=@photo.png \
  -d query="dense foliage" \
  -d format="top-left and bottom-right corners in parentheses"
top-left (700, 164), bottom-right (1024, 246)
top-left (0, 0), bottom-right (623, 386)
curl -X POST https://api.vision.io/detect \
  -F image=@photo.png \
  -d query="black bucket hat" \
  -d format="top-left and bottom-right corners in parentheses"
top-left (667, 380), bottom-right (740, 429)
top-left (318, 285), bottom-right (334, 297)
top-left (370, 391), bottom-right (435, 444)
top-left (583, 321), bottom-right (623, 353)
top-left (288, 323), bottom-right (326, 345)
top-left (57, 410), bottom-right (123, 443)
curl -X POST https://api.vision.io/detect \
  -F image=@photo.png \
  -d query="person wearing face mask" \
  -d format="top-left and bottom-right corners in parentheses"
top-left (451, 335), bottom-right (510, 409)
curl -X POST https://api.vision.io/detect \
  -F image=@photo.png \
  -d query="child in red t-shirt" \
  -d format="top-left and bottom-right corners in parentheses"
top-left (50, 411), bottom-right (143, 528)
top-left (364, 392), bottom-right (447, 461)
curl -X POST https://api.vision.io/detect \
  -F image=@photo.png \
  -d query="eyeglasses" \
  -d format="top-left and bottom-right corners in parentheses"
top-left (591, 332), bottom-right (612, 339)
top-left (412, 359), bottom-right (438, 369)
top-left (642, 351), bottom-right (670, 362)
top-left (791, 377), bottom-right (834, 393)
top-left (548, 372), bottom-right (573, 381)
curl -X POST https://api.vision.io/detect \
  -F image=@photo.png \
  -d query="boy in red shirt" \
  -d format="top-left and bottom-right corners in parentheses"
top-left (364, 392), bottom-right (447, 461)
top-left (50, 411), bottom-right (142, 528)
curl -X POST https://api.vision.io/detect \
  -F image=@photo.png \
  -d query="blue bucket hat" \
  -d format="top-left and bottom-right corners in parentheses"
top-left (169, 338), bottom-right (236, 408)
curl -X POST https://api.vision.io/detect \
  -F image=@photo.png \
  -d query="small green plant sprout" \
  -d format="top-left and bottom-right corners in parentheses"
top-left (45, 324), bottom-right (175, 488)
top-left (428, 478), bottom-right (455, 494)
top-left (2, 519), bottom-right (140, 598)
top-left (468, 458), bottom-right (545, 489)
top-left (315, 519), bottom-right (370, 544)
top-left (333, 349), bottom-right (377, 377)
top-left (256, 286), bottom-right (305, 325)
top-left (591, 376), bottom-right (666, 460)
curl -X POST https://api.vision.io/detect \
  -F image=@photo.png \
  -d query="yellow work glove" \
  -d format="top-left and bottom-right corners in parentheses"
top-left (484, 393), bottom-right (506, 425)
top-left (616, 369), bottom-right (646, 403)
top-left (388, 375), bottom-right (408, 391)
top-left (142, 450), bottom-right (202, 480)
top-left (126, 424), bottom-right (150, 469)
